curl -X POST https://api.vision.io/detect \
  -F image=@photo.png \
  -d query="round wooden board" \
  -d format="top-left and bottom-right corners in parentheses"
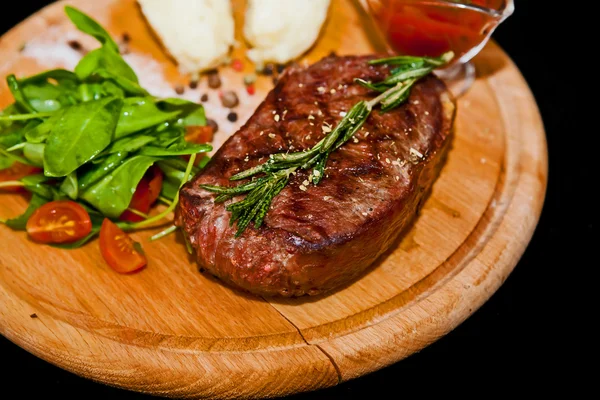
top-left (0, 0), bottom-right (547, 398)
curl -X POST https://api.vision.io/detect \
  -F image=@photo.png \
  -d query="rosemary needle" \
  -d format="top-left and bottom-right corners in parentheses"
top-left (202, 52), bottom-right (454, 237)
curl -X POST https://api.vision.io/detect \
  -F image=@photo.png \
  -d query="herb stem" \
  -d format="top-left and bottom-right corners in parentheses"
top-left (0, 181), bottom-right (25, 189)
top-left (149, 224), bottom-right (178, 241)
top-left (158, 196), bottom-right (173, 205)
top-left (126, 208), bottom-right (149, 219)
top-left (367, 83), bottom-right (402, 108)
top-left (5, 143), bottom-right (27, 152)
top-left (0, 111), bottom-right (54, 121)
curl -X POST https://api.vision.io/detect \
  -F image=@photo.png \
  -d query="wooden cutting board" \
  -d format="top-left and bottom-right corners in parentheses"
top-left (0, 0), bottom-right (547, 398)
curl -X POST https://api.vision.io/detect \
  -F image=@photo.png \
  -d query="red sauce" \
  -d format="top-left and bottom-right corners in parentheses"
top-left (368, 0), bottom-right (505, 60)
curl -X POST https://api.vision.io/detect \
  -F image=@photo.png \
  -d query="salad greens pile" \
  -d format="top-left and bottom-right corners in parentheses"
top-left (0, 6), bottom-right (211, 246)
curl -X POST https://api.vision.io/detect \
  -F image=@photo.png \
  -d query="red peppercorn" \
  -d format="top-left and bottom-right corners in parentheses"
top-left (246, 84), bottom-right (256, 95)
top-left (231, 58), bottom-right (243, 72)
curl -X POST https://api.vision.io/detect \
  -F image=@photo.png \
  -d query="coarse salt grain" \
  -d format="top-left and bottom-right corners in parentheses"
top-left (268, 133), bottom-right (276, 138)
top-left (274, 114), bottom-right (280, 122)
top-left (339, 111), bottom-right (347, 117)
top-left (410, 148), bottom-right (423, 158)
top-left (317, 87), bottom-right (326, 93)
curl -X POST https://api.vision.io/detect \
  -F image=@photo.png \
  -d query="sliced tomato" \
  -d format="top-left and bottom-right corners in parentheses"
top-left (0, 162), bottom-right (42, 192)
top-left (120, 179), bottom-right (150, 222)
top-left (26, 200), bottom-right (92, 244)
top-left (147, 165), bottom-right (163, 205)
top-left (99, 218), bottom-right (147, 274)
top-left (185, 125), bottom-right (214, 144)
top-left (119, 166), bottom-right (163, 222)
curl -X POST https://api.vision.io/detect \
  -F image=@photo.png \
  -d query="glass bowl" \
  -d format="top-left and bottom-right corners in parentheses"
top-left (359, 0), bottom-right (515, 96)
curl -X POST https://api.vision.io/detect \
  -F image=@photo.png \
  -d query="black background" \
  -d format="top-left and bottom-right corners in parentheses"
top-left (0, 0), bottom-right (589, 398)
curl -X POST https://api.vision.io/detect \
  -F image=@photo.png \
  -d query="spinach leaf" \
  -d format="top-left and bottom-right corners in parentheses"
top-left (43, 97), bottom-right (123, 177)
top-left (157, 161), bottom-right (186, 183)
top-left (22, 83), bottom-right (63, 112)
top-left (20, 69), bottom-right (79, 85)
top-left (23, 143), bottom-right (44, 167)
top-left (197, 155), bottom-right (210, 169)
top-left (80, 155), bottom-right (157, 218)
top-left (24, 110), bottom-right (64, 143)
top-left (95, 69), bottom-right (147, 96)
top-left (75, 47), bottom-right (138, 84)
top-left (180, 106), bottom-right (206, 127)
top-left (102, 134), bottom-right (156, 154)
top-left (3, 194), bottom-right (48, 230)
top-left (19, 174), bottom-right (61, 200)
top-left (0, 155), bottom-right (14, 170)
top-left (19, 71), bottom-right (79, 113)
top-left (157, 158), bottom-right (201, 201)
top-left (0, 130), bottom-right (25, 148)
top-left (21, 174), bottom-right (50, 185)
top-left (158, 157), bottom-right (200, 175)
top-left (160, 179), bottom-right (178, 201)
top-left (6, 75), bottom-right (36, 113)
top-left (64, 6), bottom-right (120, 53)
top-left (101, 80), bottom-right (126, 98)
top-left (59, 171), bottom-right (78, 200)
top-left (115, 98), bottom-right (181, 139)
top-left (138, 142), bottom-right (211, 156)
top-left (78, 151), bottom-right (128, 190)
top-left (0, 147), bottom-right (34, 166)
top-left (78, 83), bottom-right (104, 102)
top-left (153, 127), bottom-right (186, 148)
top-left (158, 98), bottom-right (206, 126)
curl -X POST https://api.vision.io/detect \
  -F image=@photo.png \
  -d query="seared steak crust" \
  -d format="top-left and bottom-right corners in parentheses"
top-left (176, 55), bottom-right (455, 297)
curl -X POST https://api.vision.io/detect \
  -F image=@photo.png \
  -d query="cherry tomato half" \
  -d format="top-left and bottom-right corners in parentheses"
top-left (0, 162), bottom-right (42, 192)
top-left (99, 218), bottom-right (147, 274)
top-left (26, 200), bottom-right (92, 244)
top-left (147, 165), bottom-right (163, 205)
top-left (185, 125), bottom-right (214, 144)
top-left (119, 166), bottom-right (163, 222)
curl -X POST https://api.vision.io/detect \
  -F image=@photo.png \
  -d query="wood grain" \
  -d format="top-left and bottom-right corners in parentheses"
top-left (0, 0), bottom-right (547, 398)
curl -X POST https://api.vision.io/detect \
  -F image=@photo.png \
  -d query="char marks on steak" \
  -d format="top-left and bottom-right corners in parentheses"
top-left (176, 55), bottom-right (455, 297)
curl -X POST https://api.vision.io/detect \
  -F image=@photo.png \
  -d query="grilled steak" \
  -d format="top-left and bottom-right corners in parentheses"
top-left (176, 55), bottom-right (455, 297)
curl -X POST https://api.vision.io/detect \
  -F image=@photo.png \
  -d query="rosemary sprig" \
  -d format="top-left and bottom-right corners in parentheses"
top-left (201, 51), bottom-right (454, 236)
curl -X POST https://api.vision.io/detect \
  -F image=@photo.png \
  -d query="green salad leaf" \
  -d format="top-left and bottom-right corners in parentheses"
top-left (64, 6), bottom-right (120, 53)
top-left (80, 155), bottom-right (158, 218)
top-left (43, 97), bottom-right (123, 177)
top-left (0, 6), bottom-right (212, 250)
top-left (3, 194), bottom-right (48, 230)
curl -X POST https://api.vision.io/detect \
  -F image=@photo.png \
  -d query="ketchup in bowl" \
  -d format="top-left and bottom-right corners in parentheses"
top-left (366, 0), bottom-right (511, 64)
